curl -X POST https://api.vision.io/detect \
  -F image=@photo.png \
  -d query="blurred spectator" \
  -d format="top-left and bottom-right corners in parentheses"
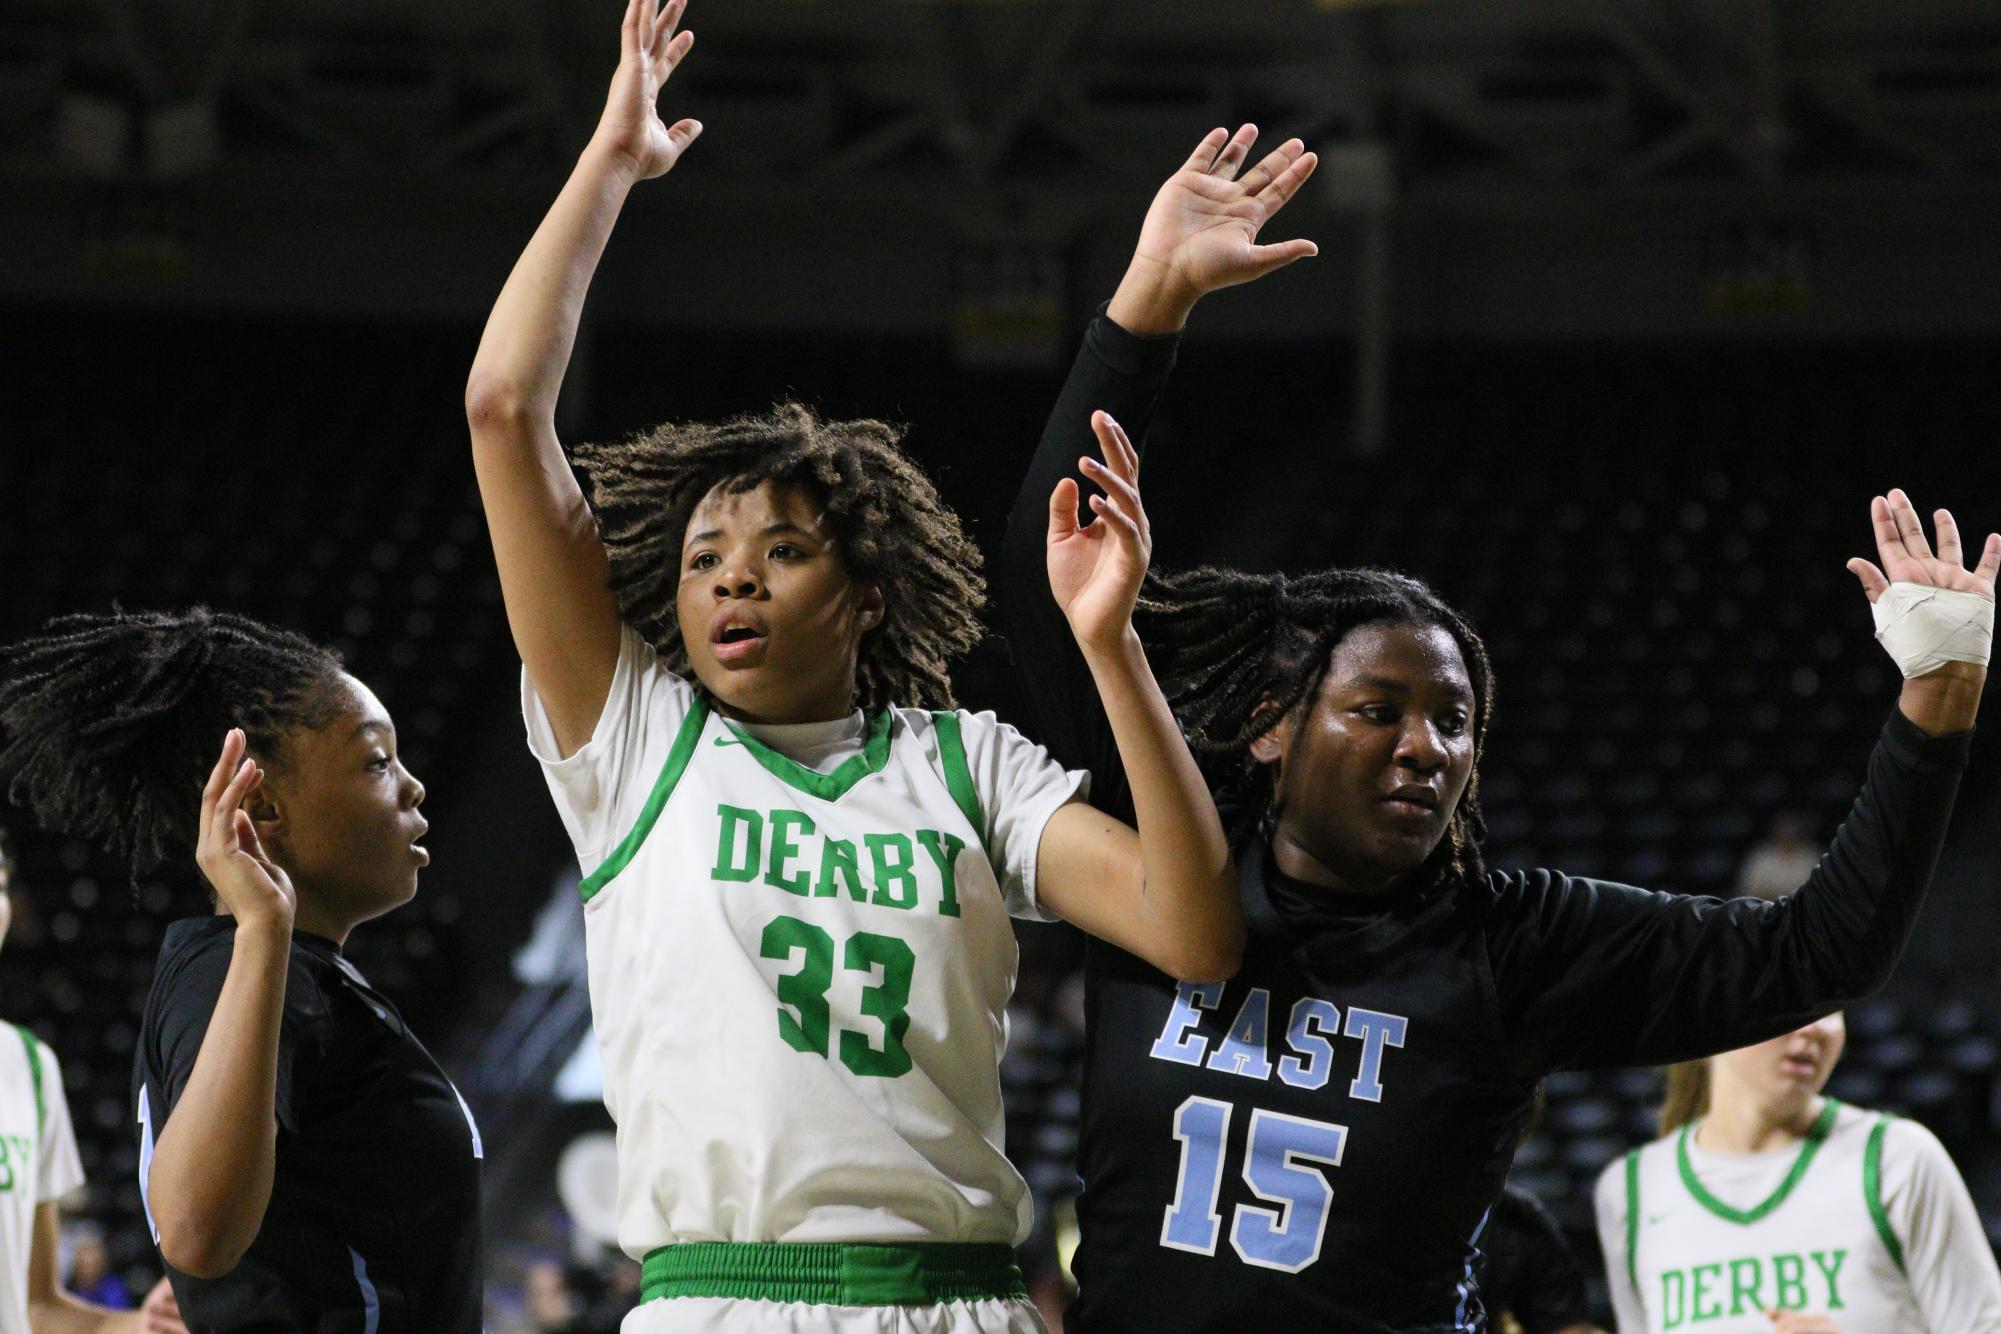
top-left (1733, 811), bottom-right (1819, 902)
top-left (524, 1257), bottom-right (581, 1333)
top-left (64, 1222), bottom-right (134, 1309)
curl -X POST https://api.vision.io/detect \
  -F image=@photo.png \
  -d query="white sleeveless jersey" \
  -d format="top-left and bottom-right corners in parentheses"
top-left (524, 628), bottom-right (1085, 1259)
top-left (1594, 1100), bottom-right (2001, 1333)
top-left (0, 1026), bottom-right (84, 1334)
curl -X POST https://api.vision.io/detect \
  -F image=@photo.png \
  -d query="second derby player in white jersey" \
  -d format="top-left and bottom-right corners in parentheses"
top-left (465, 2), bottom-right (1242, 1328)
top-left (1597, 1014), bottom-right (2001, 1333)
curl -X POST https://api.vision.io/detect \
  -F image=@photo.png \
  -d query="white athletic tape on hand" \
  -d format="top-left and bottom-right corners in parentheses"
top-left (1871, 582), bottom-right (1995, 678)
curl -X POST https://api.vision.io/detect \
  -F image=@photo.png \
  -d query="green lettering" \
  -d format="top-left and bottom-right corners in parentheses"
top-left (712, 804), bottom-right (763, 882)
top-left (1727, 1257), bottom-right (1763, 1316)
top-left (764, 809), bottom-right (815, 896)
top-left (1691, 1262), bottom-right (1723, 1322)
top-left (1661, 1269), bottom-right (1686, 1330)
top-left (1773, 1253), bottom-right (1808, 1309)
top-left (0, 1136), bottom-right (12, 1192)
top-left (814, 838), bottom-right (866, 901)
top-left (866, 833), bottom-right (918, 910)
top-left (1810, 1250), bottom-right (1847, 1310)
top-left (916, 830), bottom-right (965, 918)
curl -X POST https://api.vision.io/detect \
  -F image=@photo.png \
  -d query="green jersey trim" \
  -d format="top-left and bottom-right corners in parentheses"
top-left (15, 1025), bottom-right (43, 1138)
top-left (639, 1240), bottom-right (1027, 1306)
top-left (580, 697), bottom-right (711, 903)
top-left (1676, 1098), bottom-right (1841, 1226)
top-left (1623, 1147), bottom-right (1642, 1292)
top-left (721, 709), bottom-right (895, 802)
top-left (1864, 1114), bottom-right (1906, 1273)
top-left (929, 712), bottom-right (987, 854)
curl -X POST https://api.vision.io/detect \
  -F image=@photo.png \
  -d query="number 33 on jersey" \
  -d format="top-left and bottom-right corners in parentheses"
top-left (524, 628), bottom-right (1085, 1254)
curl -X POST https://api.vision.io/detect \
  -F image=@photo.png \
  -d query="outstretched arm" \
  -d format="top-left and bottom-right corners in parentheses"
top-left (465, 0), bottom-right (701, 759)
top-left (1001, 127), bottom-right (1317, 810)
top-left (1502, 491), bottom-right (1995, 1075)
top-left (1035, 414), bottom-right (1241, 981)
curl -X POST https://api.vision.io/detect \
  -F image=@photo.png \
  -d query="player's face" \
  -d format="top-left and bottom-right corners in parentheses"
top-left (1717, 1012), bottom-right (1846, 1105)
top-left (257, 674), bottom-right (429, 930)
top-left (1259, 621), bottom-right (1476, 894)
top-left (676, 478), bottom-right (884, 724)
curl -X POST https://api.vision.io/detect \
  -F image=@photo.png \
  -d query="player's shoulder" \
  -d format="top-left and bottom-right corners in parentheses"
top-left (891, 706), bottom-right (1059, 768)
top-left (1866, 1107), bottom-right (1956, 1171)
top-left (1, 1021), bottom-right (62, 1083)
top-left (1593, 1134), bottom-right (1668, 1199)
top-left (893, 705), bottom-right (1009, 741)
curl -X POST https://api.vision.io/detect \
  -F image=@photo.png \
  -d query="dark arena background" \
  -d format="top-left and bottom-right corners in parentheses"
top-left (6, 1), bottom-right (2001, 1330)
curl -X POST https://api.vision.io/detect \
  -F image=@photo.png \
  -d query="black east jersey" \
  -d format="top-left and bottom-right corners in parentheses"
top-left (135, 919), bottom-right (485, 1333)
top-left (1003, 306), bottom-right (1972, 1332)
top-left (1072, 869), bottom-right (1526, 1333)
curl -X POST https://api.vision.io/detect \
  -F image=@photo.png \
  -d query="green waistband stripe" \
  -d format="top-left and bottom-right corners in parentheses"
top-left (581, 697), bottom-right (710, 903)
top-left (640, 1241), bottom-right (1026, 1306)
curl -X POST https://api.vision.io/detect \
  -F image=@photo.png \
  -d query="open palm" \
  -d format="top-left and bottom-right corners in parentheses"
top-left (1049, 412), bottom-right (1151, 650)
top-left (195, 728), bottom-right (296, 932)
top-left (1129, 125), bottom-right (1320, 302)
top-left (594, 0), bottom-right (701, 181)
top-left (1847, 488), bottom-right (2000, 604)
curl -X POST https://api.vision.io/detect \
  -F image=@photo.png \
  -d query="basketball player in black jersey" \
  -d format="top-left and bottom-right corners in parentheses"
top-left (1002, 126), bottom-right (1995, 1332)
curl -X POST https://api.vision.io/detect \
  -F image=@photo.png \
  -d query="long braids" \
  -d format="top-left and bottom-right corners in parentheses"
top-left (1137, 565), bottom-right (1496, 892)
top-left (572, 401), bottom-right (985, 710)
top-left (0, 607), bottom-right (347, 880)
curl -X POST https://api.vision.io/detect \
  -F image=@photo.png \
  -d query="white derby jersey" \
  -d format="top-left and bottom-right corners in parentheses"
top-left (0, 1026), bottom-right (83, 1334)
top-left (1595, 1099), bottom-right (2001, 1333)
top-left (525, 627), bottom-right (1085, 1259)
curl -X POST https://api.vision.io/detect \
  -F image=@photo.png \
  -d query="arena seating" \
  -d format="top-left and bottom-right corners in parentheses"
top-left (6, 306), bottom-right (2000, 1315)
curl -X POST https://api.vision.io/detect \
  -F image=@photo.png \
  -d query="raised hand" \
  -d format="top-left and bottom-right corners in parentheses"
top-left (1048, 412), bottom-right (1151, 652)
top-left (593, 0), bottom-right (702, 181)
top-left (1110, 125), bottom-right (1319, 331)
top-left (195, 729), bottom-right (295, 934)
top-left (1846, 488), bottom-right (1999, 603)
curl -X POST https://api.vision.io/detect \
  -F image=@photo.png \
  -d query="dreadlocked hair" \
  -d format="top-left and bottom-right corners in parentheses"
top-left (0, 607), bottom-right (347, 880)
top-left (1136, 565), bottom-right (1496, 893)
top-left (570, 401), bottom-right (985, 710)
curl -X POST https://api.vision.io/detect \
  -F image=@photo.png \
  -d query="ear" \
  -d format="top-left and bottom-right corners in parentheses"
top-left (855, 583), bottom-right (886, 633)
top-left (244, 776), bottom-right (284, 844)
top-left (1247, 695), bottom-right (1293, 766)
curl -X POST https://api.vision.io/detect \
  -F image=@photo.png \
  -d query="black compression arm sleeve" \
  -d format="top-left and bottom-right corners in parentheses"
top-left (1493, 708), bottom-right (1971, 1076)
top-left (999, 304), bottom-right (1181, 825)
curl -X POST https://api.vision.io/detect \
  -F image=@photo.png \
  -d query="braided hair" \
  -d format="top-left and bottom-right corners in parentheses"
top-left (572, 401), bottom-right (985, 711)
top-left (1136, 565), bottom-right (1495, 892)
top-left (0, 608), bottom-right (347, 880)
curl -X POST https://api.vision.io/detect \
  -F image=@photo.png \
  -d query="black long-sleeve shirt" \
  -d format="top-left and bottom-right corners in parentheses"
top-left (999, 310), bottom-right (1972, 1333)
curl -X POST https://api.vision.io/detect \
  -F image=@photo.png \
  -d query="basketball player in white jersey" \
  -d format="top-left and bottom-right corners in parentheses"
top-left (0, 834), bottom-right (183, 1333)
top-left (464, 2), bottom-right (1244, 1328)
top-left (1596, 1012), bottom-right (2001, 1332)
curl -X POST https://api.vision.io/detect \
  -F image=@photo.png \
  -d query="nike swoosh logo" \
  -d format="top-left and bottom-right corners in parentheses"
top-left (714, 736), bottom-right (746, 747)
top-left (1647, 1213), bottom-right (1671, 1224)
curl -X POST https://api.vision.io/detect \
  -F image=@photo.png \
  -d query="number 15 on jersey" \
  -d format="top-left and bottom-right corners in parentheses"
top-left (1161, 1096), bottom-right (1349, 1273)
